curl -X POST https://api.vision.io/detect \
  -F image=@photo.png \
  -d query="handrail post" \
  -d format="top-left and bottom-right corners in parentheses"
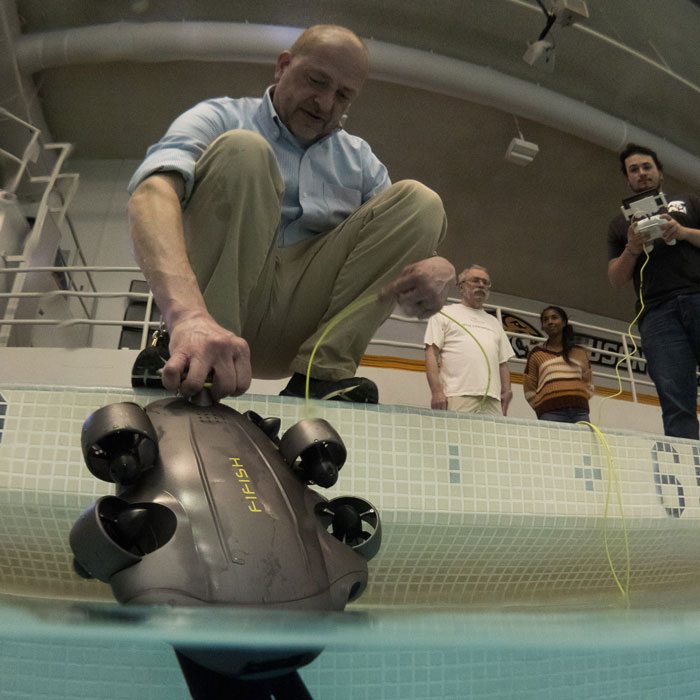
top-left (140, 292), bottom-right (155, 350)
top-left (0, 143), bottom-right (74, 346)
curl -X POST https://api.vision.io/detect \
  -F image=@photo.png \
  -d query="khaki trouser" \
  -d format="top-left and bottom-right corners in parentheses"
top-left (183, 130), bottom-right (447, 380)
top-left (447, 395), bottom-right (503, 416)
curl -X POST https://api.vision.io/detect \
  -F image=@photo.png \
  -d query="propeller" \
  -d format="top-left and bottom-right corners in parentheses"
top-left (315, 497), bottom-right (382, 560)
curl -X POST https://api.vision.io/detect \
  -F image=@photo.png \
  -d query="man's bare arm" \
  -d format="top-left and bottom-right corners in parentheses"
top-left (424, 343), bottom-right (447, 410)
top-left (499, 362), bottom-right (512, 416)
top-left (128, 173), bottom-right (251, 399)
top-left (608, 222), bottom-right (646, 289)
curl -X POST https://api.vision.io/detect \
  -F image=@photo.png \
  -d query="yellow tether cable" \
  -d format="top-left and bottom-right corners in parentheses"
top-left (578, 420), bottom-right (632, 604)
top-left (584, 245), bottom-right (653, 602)
top-left (304, 298), bottom-right (494, 406)
top-left (304, 293), bottom-right (380, 402)
top-left (598, 248), bottom-right (650, 417)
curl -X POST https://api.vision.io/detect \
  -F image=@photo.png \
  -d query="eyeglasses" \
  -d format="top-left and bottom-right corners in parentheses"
top-left (463, 277), bottom-right (492, 288)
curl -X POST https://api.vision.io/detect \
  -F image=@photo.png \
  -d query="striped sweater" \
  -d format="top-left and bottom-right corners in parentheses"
top-left (523, 345), bottom-right (594, 417)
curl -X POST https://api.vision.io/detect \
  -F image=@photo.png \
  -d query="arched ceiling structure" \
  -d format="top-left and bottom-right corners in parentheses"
top-left (3, 0), bottom-right (700, 320)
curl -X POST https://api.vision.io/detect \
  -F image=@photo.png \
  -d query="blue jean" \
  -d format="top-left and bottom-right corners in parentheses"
top-left (539, 408), bottom-right (590, 424)
top-left (639, 293), bottom-right (700, 440)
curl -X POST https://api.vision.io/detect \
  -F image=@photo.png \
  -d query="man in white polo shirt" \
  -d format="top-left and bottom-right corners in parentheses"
top-left (424, 265), bottom-right (514, 415)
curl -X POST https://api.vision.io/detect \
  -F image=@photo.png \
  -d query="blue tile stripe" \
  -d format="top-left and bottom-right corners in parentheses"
top-left (575, 455), bottom-right (602, 491)
top-left (448, 444), bottom-right (460, 483)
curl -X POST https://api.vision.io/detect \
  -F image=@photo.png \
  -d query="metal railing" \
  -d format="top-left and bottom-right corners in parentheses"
top-left (0, 265), bottom-right (158, 350)
top-left (1, 107), bottom-right (94, 346)
top-left (0, 108), bottom-right (41, 195)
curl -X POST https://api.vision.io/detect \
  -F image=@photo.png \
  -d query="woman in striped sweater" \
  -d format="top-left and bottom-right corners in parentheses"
top-left (523, 306), bottom-right (594, 423)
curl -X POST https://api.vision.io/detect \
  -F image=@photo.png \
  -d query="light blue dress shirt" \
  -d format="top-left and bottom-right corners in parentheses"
top-left (128, 87), bottom-right (391, 246)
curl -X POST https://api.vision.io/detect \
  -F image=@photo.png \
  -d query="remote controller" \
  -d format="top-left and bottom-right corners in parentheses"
top-left (635, 214), bottom-right (676, 248)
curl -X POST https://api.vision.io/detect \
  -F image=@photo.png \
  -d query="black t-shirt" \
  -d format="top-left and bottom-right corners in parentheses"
top-left (607, 193), bottom-right (700, 316)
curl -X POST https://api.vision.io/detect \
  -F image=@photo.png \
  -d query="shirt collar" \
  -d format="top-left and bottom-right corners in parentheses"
top-left (260, 85), bottom-right (341, 149)
top-left (259, 86), bottom-right (283, 140)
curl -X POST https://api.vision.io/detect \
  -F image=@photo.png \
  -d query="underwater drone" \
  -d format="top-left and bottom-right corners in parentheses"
top-left (69, 389), bottom-right (381, 700)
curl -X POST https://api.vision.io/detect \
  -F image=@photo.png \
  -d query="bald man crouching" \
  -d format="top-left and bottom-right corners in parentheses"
top-left (127, 24), bottom-right (453, 403)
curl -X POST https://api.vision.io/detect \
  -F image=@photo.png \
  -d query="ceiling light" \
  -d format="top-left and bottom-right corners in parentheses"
top-left (552, 0), bottom-right (589, 26)
top-left (522, 0), bottom-right (588, 71)
top-left (505, 116), bottom-right (539, 166)
top-left (505, 137), bottom-right (540, 166)
top-left (522, 40), bottom-right (555, 72)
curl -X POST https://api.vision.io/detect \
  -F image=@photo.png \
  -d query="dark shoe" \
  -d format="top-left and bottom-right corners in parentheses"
top-left (131, 328), bottom-right (170, 389)
top-left (280, 373), bottom-right (378, 404)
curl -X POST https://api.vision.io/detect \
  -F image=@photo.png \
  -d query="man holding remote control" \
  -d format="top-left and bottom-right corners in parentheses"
top-left (607, 143), bottom-right (700, 439)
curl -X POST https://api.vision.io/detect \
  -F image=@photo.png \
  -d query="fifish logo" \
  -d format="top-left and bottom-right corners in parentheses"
top-left (0, 393), bottom-right (6, 444)
top-left (229, 457), bottom-right (262, 513)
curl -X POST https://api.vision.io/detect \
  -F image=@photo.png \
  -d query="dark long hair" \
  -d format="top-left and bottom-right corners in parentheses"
top-left (540, 305), bottom-right (575, 364)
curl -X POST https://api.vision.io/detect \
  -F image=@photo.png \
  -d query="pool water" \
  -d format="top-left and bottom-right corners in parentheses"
top-left (3, 593), bottom-right (700, 699)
